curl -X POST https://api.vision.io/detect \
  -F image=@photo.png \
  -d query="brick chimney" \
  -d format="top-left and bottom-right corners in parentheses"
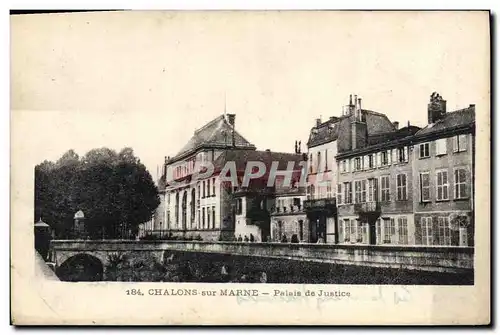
top-left (316, 118), bottom-right (322, 127)
top-left (393, 121), bottom-right (399, 130)
top-left (351, 95), bottom-right (367, 150)
top-left (427, 92), bottom-right (447, 124)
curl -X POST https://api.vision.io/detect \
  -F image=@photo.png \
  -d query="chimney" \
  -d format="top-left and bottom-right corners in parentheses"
top-left (349, 94), bottom-right (353, 106)
top-left (427, 92), bottom-right (447, 124)
top-left (393, 121), bottom-right (399, 130)
top-left (316, 118), bottom-right (322, 127)
top-left (469, 104), bottom-right (475, 108)
top-left (357, 98), bottom-right (362, 111)
top-left (265, 149), bottom-right (271, 152)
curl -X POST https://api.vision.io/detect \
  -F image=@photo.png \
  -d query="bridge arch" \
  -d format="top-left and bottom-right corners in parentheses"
top-left (56, 253), bottom-right (104, 282)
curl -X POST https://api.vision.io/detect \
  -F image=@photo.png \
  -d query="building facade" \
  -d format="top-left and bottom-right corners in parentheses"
top-left (336, 125), bottom-right (421, 245)
top-left (411, 94), bottom-right (475, 247)
top-left (304, 94), bottom-right (398, 243)
top-left (150, 113), bottom-right (257, 241)
top-left (269, 176), bottom-right (307, 243)
top-left (146, 113), bottom-right (305, 242)
top-left (335, 93), bottom-right (475, 247)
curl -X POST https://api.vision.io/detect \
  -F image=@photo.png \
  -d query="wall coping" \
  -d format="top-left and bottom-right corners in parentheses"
top-left (51, 239), bottom-right (474, 254)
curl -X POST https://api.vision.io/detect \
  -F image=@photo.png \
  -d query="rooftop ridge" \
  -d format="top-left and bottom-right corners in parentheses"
top-left (194, 114), bottom-right (225, 134)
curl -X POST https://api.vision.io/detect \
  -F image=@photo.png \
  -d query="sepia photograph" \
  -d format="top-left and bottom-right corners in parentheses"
top-left (10, 9), bottom-right (491, 325)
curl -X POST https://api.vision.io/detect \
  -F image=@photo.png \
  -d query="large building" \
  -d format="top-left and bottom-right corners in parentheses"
top-left (336, 118), bottom-right (421, 245)
top-left (147, 113), bottom-right (305, 242)
top-left (304, 94), bottom-right (397, 243)
top-left (411, 94), bottom-right (475, 247)
top-left (150, 113), bottom-right (256, 241)
top-left (231, 150), bottom-right (304, 242)
top-left (335, 93), bottom-right (475, 247)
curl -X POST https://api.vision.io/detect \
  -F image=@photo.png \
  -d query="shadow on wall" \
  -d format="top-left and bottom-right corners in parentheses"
top-left (56, 254), bottom-right (104, 282)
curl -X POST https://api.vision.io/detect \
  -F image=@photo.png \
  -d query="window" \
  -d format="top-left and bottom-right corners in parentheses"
top-left (207, 179), bottom-right (211, 197)
top-left (340, 160), bottom-right (349, 172)
top-left (419, 143), bottom-right (430, 158)
top-left (396, 174), bottom-right (407, 201)
top-left (453, 134), bottom-right (468, 153)
top-left (212, 206), bottom-right (216, 228)
top-left (337, 184), bottom-right (342, 205)
top-left (309, 154), bottom-right (314, 173)
top-left (343, 182), bottom-right (352, 204)
top-left (202, 208), bottom-right (206, 228)
top-left (438, 217), bottom-right (451, 246)
top-left (202, 181), bottom-right (206, 198)
top-left (383, 218), bottom-right (395, 244)
top-left (454, 168), bottom-right (468, 199)
top-left (207, 208), bottom-right (211, 229)
top-left (380, 176), bottom-right (390, 202)
top-left (397, 217), bottom-right (408, 244)
top-left (381, 151), bottom-right (388, 166)
top-left (317, 152), bottom-right (321, 172)
top-left (436, 170), bottom-right (449, 201)
top-left (350, 219), bottom-right (357, 243)
top-left (397, 147), bottom-right (408, 163)
top-left (354, 181), bottom-right (362, 204)
top-left (435, 138), bottom-right (447, 156)
top-left (326, 184), bottom-right (332, 198)
top-left (197, 184), bottom-right (200, 200)
top-left (236, 199), bottom-right (243, 215)
top-left (361, 180), bottom-right (367, 203)
top-left (360, 222), bottom-right (368, 244)
top-left (356, 220), bottom-right (363, 242)
top-left (354, 157), bottom-right (362, 171)
top-left (420, 217), bottom-right (433, 245)
top-left (368, 178), bottom-right (378, 202)
top-left (212, 178), bottom-right (216, 196)
top-left (306, 185), bottom-right (311, 200)
top-left (325, 150), bottom-right (329, 171)
top-left (368, 154), bottom-right (374, 169)
top-left (420, 172), bottom-right (431, 202)
top-left (197, 209), bottom-right (200, 229)
top-left (376, 219), bottom-right (382, 244)
top-left (342, 219), bottom-right (350, 242)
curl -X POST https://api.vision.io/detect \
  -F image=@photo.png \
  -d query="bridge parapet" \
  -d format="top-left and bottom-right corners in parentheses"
top-left (50, 240), bottom-right (474, 274)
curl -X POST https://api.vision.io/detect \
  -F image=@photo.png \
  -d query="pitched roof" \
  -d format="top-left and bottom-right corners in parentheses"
top-left (173, 114), bottom-right (255, 161)
top-left (414, 106), bottom-right (475, 138)
top-left (366, 125), bottom-right (422, 146)
top-left (307, 110), bottom-right (396, 148)
top-left (214, 150), bottom-right (305, 173)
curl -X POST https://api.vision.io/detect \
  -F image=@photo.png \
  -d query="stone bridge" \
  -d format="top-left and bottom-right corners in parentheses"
top-left (49, 240), bottom-right (474, 282)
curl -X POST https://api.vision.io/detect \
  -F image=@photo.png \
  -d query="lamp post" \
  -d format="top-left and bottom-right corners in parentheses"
top-left (34, 218), bottom-right (52, 261)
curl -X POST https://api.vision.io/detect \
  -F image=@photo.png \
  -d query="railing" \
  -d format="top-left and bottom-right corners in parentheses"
top-left (271, 205), bottom-right (304, 214)
top-left (303, 198), bottom-right (336, 210)
top-left (354, 201), bottom-right (381, 214)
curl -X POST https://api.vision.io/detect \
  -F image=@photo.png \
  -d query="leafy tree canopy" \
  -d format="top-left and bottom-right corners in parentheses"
top-left (35, 147), bottom-right (160, 239)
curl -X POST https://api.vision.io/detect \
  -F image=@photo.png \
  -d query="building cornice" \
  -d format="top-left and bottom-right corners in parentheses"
top-left (336, 123), bottom-right (474, 160)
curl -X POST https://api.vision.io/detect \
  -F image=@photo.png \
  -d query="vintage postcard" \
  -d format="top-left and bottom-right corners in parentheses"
top-left (10, 10), bottom-right (490, 325)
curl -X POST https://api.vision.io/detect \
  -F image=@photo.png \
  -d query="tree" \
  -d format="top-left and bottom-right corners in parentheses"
top-left (34, 148), bottom-right (160, 239)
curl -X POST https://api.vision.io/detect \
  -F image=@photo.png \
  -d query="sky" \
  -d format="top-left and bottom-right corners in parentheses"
top-left (11, 11), bottom-right (490, 180)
